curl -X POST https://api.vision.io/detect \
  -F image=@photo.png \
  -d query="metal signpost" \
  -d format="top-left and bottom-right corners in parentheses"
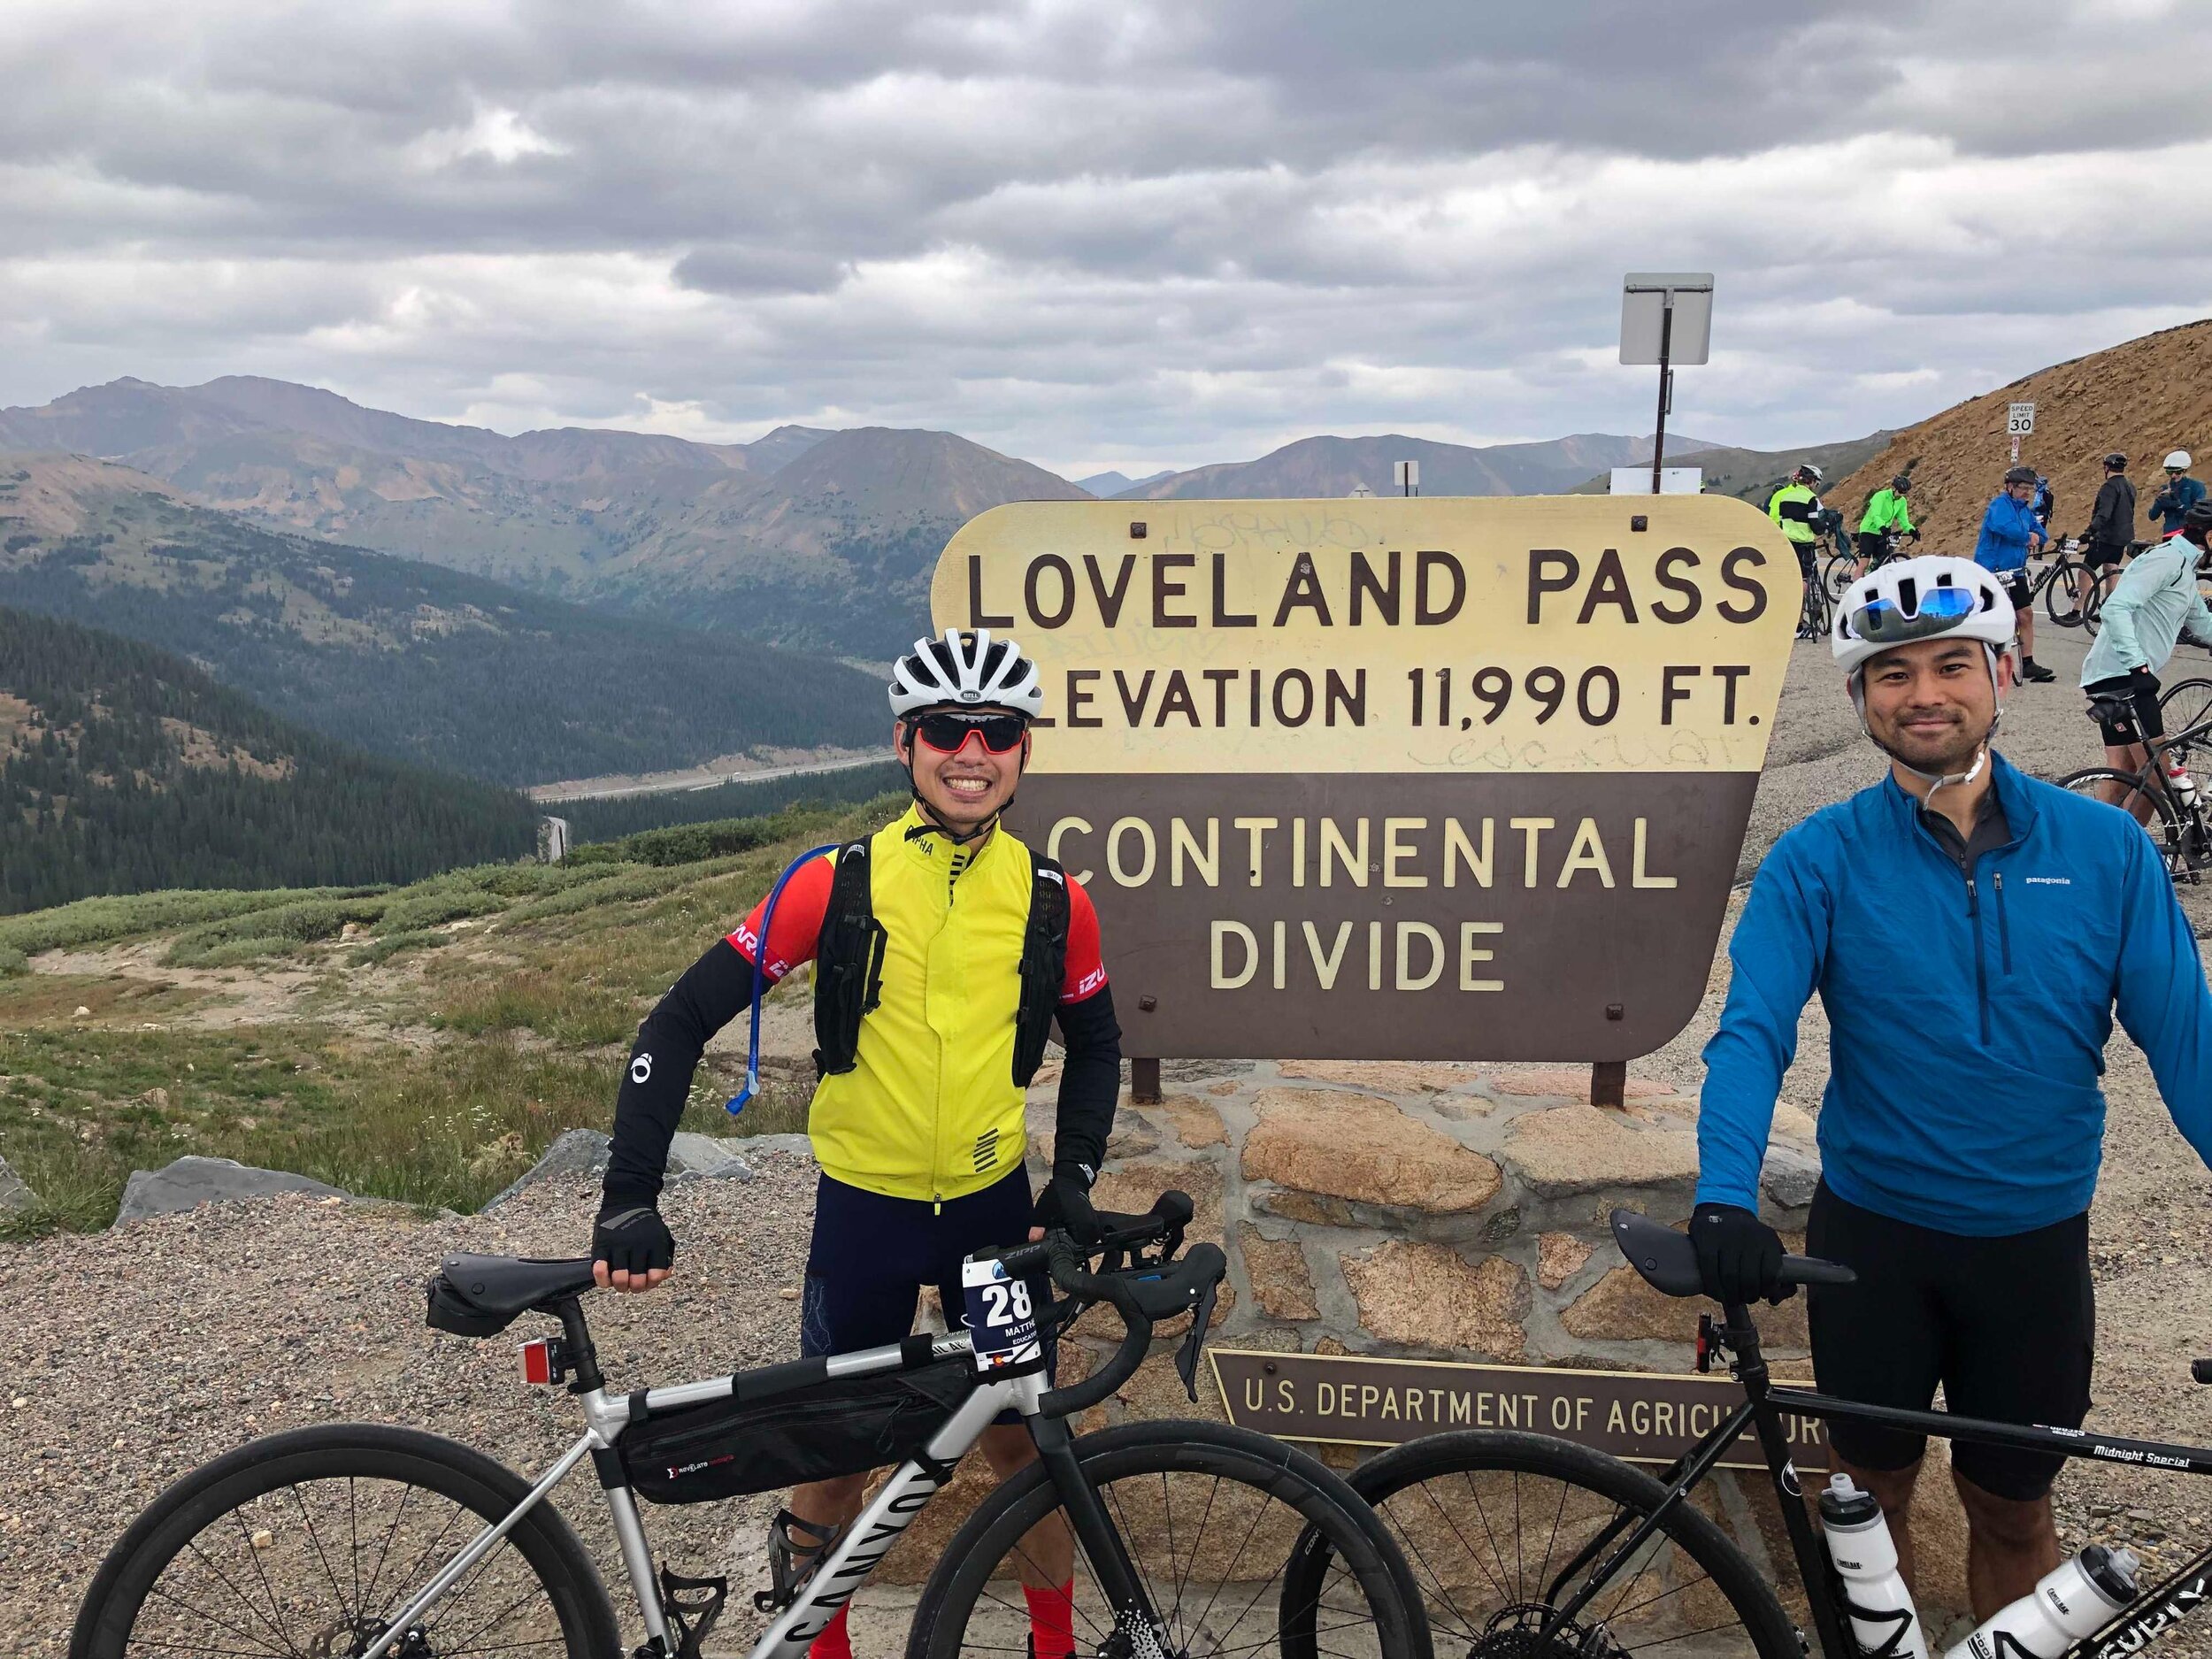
top-left (1621, 273), bottom-right (1715, 495)
top-left (933, 496), bottom-right (1797, 1103)
top-left (2008, 400), bottom-right (2035, 466)
top-left (1394, 459), bottom-right (1419, 498)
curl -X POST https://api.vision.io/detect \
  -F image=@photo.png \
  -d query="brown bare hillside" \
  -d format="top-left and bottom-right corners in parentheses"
top-left (1827, 318), bottom-right (2212, 550)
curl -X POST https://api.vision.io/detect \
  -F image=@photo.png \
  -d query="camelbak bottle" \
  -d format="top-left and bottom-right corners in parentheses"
top-left (1946, 1546), bottom-right (2139, 1659)
top-left (1819, 1473), bottom-right (1931, 1659)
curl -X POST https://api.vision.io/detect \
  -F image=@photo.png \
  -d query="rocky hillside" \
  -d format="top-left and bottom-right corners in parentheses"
top-left (0, 452), bottom-right (883, 785)
top-left (0, 604), bottom-right (537, 914)
top-left (1826, 318), bottom-right (2212, 548)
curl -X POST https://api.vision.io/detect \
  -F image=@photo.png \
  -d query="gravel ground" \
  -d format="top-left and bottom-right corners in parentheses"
top-left (0, 1155), bottom-right (826, 1653)
top-left (9, 629), bottom-right (2212, 1654)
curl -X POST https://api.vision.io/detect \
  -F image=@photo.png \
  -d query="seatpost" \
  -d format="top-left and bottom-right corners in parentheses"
top-left (551, 1299), bottom-right (603, 1394)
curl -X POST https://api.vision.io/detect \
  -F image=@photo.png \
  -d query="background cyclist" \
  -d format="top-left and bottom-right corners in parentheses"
top-left (1769, 461), bottom-right (1826, 624)
top-left (1853, 472), bottom-right (1918, 578)
top-left (1693, 555), bottom-right (2212, 1622)
top-left (2081, 501), bottom-right (2212, 821)
top-left (2149, 451), bottom-right (2206, 537)
top-left (1976, 465), bottom-right (2055, 681)
top-left (590, 628), bottom-right (1120, 1659)
top-left (2078, 450), bottom-right (2138, 612)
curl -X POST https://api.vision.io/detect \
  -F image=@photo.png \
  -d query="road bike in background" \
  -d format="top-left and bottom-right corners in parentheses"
top-left (72, 1194), bottom-right (1431, 1659)
top-left (2059, 702), bottom-right (2212, 882)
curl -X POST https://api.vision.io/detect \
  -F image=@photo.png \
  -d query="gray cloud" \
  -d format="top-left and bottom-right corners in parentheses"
top-left (2, 0), bottom-right (2208, 476)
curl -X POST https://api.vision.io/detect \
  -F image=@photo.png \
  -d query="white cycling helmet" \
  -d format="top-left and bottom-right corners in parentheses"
top-left (2167, 450), bottom-right (2193, 471)
top-left (888, 627), bottom-right (1045, 719)
top-left (1831, 555), bottom-right (2015, 680)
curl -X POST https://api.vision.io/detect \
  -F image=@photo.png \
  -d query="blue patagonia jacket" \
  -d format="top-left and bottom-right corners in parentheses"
top-left (1696, 754), bottom-right (2212, 1235)
top-left (1972, 493), bottom-right (2046, 572)
top-left (2150, 475), bottom-right (2208, 535)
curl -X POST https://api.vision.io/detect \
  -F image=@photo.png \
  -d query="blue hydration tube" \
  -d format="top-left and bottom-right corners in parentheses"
top-left (726, 843), bottom-right (840, 1117)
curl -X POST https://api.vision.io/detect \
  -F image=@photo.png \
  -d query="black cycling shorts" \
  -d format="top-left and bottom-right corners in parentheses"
top-left (1855, 532), bottom-right (1889, 565)
top-left (2001, 572), bottom-right (2032, 611)
top-left (2085, 672), bottom-right (2162, 747)
top-left (2084, 541), bottom-right (2129, 571)
top-left (802, 1166), bottom-right (1040, 1358)
top-left (1806, 1182), bottom-right (2093, 1502)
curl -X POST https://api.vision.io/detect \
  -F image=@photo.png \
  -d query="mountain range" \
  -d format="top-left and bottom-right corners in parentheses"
top-left (0, 453), bottom-right (881, 786)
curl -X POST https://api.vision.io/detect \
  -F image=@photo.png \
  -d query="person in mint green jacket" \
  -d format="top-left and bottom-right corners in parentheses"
top-left (2079, 500), bottom-right (2212, 819)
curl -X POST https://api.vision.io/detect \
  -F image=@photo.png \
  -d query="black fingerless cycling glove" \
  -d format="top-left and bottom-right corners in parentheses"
top-left (592, 1203), bottom-right (675, 1276)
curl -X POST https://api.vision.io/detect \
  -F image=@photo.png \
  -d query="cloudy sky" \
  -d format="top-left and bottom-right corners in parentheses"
top-left (4, 0), bottom-right (2208, 478)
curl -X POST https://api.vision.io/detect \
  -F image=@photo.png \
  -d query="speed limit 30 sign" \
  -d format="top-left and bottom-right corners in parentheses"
top-left (2008, 402), bottom-right (2036, 435)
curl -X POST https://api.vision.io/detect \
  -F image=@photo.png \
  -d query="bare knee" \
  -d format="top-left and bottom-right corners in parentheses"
top-left (1843, 1455), bottom-right (1922, 1519)
top-left (979, 1423), bottom-right (1037, 1479)
top-left (790, 1472), bottom-right (868, 1522)
top-left (1953, 1471), bottom-right (2055, 1551)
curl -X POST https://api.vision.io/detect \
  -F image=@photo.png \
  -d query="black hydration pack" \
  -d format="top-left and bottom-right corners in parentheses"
top-left (810, 836), bottom-right (1070, 1086)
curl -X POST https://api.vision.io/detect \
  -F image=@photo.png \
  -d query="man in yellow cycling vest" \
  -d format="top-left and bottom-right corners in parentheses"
top-left (591, 628), bottom-right (1119, 1659)
top-left (1852, 472), bottom-right (1918, 577)
top-left (1770, 462), bottom-right (1826, 635)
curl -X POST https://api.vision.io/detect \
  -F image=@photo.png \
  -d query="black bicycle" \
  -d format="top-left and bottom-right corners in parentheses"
top-left (2057, 705), bottom-right (2212, 882)
top-left (1286, 1210), bottom-right (2212, 1659)
top-left (72, 1194), bottom-right (1432, 1659)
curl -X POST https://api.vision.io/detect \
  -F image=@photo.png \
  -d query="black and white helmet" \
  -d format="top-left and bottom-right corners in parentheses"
top-left (889, 628), bottom-right (1045, 719)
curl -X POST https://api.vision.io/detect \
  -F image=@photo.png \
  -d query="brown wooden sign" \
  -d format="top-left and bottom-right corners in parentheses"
top-left (1209, 1348), bottom-right (1831, 1472)
top-left (930, 496), bottom-right (1798, 1061)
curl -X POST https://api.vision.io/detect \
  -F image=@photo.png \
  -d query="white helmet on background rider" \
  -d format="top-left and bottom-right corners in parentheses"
top-left (1832, 555), bottom-right (2015, 682)
top-left (888, 628), bottom-right (1045, 719)
top-left (2168, 450), bottom-right (2194, 472)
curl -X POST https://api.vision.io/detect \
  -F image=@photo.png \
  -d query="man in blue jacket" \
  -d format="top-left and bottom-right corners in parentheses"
top-left (2149, 451), bottom-right (2207, 537)
top-left (1693, 555), bottom-right (2212, 1621)
top-left (1976, 465), bottom-right (2055, 680)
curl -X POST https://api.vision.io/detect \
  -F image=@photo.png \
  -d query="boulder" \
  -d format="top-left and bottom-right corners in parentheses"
top-left (482, 1128), bottom-right (610, 1210)
top-left (1239, 1225), bottom-right (1319, 1320)
top-left (1491, 1066), bottom-right (1676, 1100)
top-left (115, 1156), bottom-right (350, 1224)
top-left (1537, 1231), bottom-right (1593, 1291)
top-left (1760, 1142), bottom-right (1821, 1210)
top-left (1343, 1241), bottom-right (1528, 1359)
top-left (1501, 1103), bottom-right (1700, 1196)
top-left (1240, 1088), bottom-right (1502, 1213)
top-left (1150, 1094), bottom-right (1228, 1149)
top-left (483, 1126), bottom-right (764, 1210)
top-left (0, 1154), bottom-right (36, 1216)
top-left (1275, 1059), bottom-right (1487, 1094)
top-left (666, 1132), bottom-right (754, 1182)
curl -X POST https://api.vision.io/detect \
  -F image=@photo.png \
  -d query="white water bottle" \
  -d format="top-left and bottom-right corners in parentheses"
top-left (2166, 757), bottom-right (2198, 808)
top-left (1820, 1473), bottom-right (1931, 1659)
top-left (1946, 1546), bottom-right (2139, 1659)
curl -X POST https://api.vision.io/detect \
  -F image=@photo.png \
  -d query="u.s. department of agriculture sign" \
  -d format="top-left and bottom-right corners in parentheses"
top-left (929, 496), bottom-right (1798, 1061)
top-left (1208, 1348), bottom-right (1831, 1472)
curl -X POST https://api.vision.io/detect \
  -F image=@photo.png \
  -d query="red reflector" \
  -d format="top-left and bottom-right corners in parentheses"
top-left (520, 1338), bottom-right (552, 1386)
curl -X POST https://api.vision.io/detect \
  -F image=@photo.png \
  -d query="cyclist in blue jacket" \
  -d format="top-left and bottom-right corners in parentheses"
top-left (1692, 555), bottom-right (2212, 1622)
top-left (1976, 465), bottom-right (2055, 680)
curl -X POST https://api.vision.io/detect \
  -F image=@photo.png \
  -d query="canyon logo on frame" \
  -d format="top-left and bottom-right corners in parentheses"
top-left (930, 495), bottom-right (1799, 1061)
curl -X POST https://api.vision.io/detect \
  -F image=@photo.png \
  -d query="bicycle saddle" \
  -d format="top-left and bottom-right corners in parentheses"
top-left (426, 1254), bottom-right (595, 1338)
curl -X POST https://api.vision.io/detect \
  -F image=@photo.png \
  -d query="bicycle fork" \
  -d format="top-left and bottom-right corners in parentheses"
top-left (1033, 1414), bottom-right (1176, 1658)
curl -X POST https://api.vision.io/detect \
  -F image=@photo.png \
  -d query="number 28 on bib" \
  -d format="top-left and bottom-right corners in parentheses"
top-left (961, 1254), bottom-right (1042, 1373)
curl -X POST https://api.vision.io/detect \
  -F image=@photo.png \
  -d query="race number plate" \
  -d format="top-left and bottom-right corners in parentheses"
top-left (961, 1254), bottom-right (1041, 1373)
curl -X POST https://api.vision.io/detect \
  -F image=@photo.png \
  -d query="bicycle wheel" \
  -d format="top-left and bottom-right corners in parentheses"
top-left (2057, 768), bottom-right (2189, 877)
top-left (1821, 555), bottom-right (1855, 605)
top-left (1286, 1431), bottom-right (1799, 1659)
top-left (2083, 580), bottom-right (2106, 635)
top-left (909, 1420), bottom-right (1431, 1659)
top-left (70, 1424), bottom-right (619, 1659)
top-left (2043, 561), bottom-right (2089, 626)
top-left (2160, 679), bottom-right (2212, 747)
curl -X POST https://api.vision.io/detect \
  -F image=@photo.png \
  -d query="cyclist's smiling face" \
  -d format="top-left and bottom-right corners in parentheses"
top-left (1862, 639), bottom-right (2001, 772)
top-left (897, 707), bottom-right (1029, 833)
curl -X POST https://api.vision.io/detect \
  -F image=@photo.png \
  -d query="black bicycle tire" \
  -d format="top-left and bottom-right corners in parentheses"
top-left (69, 1423), bottom-right (620, 1659)
top-left (2083, 581), bottom-right (2106, 635)
top-left (1821, 555), bottom-right (1855, 603)
top-left (906, 1418), bottom-right (1432, 1659)
top-left (2042, 561), bottom-right (2089, 626)
top-left (1297, 1429), bottom-right (1801, 1659)
top-left (2158, 678), bottom-right (2212, 738)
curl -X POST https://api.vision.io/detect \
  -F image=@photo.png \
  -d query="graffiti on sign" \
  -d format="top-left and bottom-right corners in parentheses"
top-left (1209, 1348), bottom-right (1830, 1472)
top-left (929, 497), bottom-right (1799, 1059)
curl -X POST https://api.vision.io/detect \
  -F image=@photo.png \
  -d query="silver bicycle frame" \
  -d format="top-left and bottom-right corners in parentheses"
top-left (360, 1329), bottom-right (1030, 1659)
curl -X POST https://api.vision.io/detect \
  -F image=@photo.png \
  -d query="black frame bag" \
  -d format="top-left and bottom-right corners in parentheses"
top-left (620, 1358), bottom-right (977, 1505)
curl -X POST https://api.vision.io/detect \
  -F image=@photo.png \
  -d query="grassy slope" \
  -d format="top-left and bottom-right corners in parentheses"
top-left (0, 796), bottom-right (906, 1235)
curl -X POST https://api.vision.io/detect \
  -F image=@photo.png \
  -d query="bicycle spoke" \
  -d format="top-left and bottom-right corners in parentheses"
top-left (180, 1537), bottom-right (303, 1659)
top-left (288, 1484), bottom-right (352, 1625)
top-left (227, 1509), bottom-right (307, 1659)
top-left (135, 1580), bottom-right (294, 1659)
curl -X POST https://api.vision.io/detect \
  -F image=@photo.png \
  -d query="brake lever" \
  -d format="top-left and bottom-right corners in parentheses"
top-left (1172, 1279), bottom-right (1218, 1403)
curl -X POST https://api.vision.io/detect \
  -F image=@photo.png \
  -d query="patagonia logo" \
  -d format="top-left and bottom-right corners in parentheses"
top-left (2021, 876), bottom-right (2071, 886)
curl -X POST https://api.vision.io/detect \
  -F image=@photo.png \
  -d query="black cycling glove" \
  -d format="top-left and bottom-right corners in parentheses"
top-left (1033, 1160), bottom-right (1104, 1244)
top-left (1690, 1202), bottom-right (1793, 1307)
top-left (593, 1202), bottom-right (675, 1277)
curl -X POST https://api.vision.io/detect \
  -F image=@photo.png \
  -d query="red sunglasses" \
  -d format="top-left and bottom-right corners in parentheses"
top-left (904, 711), bottom-right (1029, 754)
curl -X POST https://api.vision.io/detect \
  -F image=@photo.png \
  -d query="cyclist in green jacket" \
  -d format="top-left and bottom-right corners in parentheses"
top-left (1853, 474), bottom-right (1918, 577)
